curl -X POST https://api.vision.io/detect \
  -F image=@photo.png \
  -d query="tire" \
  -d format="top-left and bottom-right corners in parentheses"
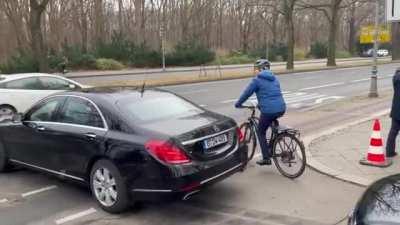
top-left (90, 159), bottom-right (131, 213)
top-left (0, 141), bottom-right (10, 172)
top-left (239, 122), bottom-right (257, 162)
top-left (0, 105), bottom-right (16, 123)
top-left (272, 133), bottom-right (306, 179)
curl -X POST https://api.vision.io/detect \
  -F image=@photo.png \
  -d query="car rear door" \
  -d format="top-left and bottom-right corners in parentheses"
top-left (49, 96), bottom-right (107, 179)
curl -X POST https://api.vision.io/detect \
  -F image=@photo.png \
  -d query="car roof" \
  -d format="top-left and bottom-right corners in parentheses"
top-left (51, 86), bottom-right (174, 104)
top-left (0, 73), bottom-right (67, 83)
top-left (355, 174), bottom-right (400, 222)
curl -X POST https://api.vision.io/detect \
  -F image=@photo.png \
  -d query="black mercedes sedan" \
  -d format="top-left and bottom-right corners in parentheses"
top-left (348, 174), bottom-right (400, 225)
top-left (0, 87), bottom-right (247, 213)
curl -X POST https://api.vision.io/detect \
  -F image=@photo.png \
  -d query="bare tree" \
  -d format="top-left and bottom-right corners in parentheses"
top-left (299, 0), bottom-right (362, 66)
top-left (280, 0), bottom-right (298, 69)
top-left (29, 0), bottom-right (50, 72)
top-left (393, 22), bottom-right (400, 60)
top-left (0, 0), bottom-right (381, 69)
top-left (0, 0), bottom-right (29, 50)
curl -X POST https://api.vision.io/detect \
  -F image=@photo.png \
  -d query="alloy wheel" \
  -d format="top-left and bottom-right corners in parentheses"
top-left (92, 167), bottom-right (118, 207)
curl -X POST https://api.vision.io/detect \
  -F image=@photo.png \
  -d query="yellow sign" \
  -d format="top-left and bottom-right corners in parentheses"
top-left (360, 25), bottom-right (391, 44)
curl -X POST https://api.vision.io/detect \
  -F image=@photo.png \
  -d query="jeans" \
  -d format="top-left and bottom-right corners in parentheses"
top-left (386, 118), bottom-right (400, 156)
top-left (257, 111), bottom-right (285, 160)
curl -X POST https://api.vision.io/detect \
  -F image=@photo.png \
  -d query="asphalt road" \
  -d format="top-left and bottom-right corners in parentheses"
top-left (2, 63), bottom-right (400, 225)
top-left (160, 63), bottom-right (400, 116)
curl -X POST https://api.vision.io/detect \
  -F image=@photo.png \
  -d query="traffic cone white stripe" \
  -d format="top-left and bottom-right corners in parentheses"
top-left (370, 131), bottom-right (381, 139)
top-left (368, 145), bottom-right (385, 154)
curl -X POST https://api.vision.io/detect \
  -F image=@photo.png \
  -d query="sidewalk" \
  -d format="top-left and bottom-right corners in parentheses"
top-left (308, 114), bottom-right (400, 186)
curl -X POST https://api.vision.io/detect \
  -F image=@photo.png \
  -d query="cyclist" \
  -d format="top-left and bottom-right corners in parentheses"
top-left (235, 59), bottom-right (286, 166)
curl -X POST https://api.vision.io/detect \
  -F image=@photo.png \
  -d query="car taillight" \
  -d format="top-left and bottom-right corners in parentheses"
top-left (145, 140), bottom-right (191, 164)
top-left (237, 127), bottom-right (244, 142)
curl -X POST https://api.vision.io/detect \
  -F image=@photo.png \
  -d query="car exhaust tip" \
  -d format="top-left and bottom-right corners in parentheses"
top-left (182, 190), bottom-right (200, 201)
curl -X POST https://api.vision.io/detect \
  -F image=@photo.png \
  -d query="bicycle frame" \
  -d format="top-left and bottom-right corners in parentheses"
top-left (245, 108), bottom-right (279, 154)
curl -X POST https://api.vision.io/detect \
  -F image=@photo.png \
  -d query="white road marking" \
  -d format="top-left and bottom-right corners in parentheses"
top-left (199, 104), bottom-right (208, 107)
top-left (314, 96), bottom-right (345, 104)
top-left (0, 198), bottom-right (8, 203)
top-left (299, 82), bottom-right (345, 91)
top-left (55, 208), bottom-right (97, 225)
top-left (21, 185), bottom-right (57, 198)
top-left (221, 99), bottom-right (237, 104)
top-left (282, 92), bottom-right (307, 98)
top-left (350, 78), bottom-right (370, 83)
top-left (285, 94), bottom-right (326, 104)
top-left (221, 91), bottom-right (343, 109)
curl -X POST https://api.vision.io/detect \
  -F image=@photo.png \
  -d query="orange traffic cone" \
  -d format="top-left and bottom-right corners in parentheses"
top-left (360, 119), bottom-right (392, 167)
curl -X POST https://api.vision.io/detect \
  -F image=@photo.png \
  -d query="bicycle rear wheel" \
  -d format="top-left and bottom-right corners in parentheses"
top-left (239, 122), bottom-right (257, 162)
top-left (272, 132), bottom-right (306, 179)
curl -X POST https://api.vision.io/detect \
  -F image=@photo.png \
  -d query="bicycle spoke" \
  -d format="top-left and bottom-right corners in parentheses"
top-left (278, 140), bottom-right (285, 153)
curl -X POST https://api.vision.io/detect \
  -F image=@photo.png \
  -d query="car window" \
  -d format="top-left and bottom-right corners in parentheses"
top-left (4, 78), bottom-right (43, 90)
top-left (59, 97), bottom-right (104, 128)
top-left (116, 93), bottom-right (203, 122)
top-left (39, 77), bottom-right (77, 90)
top-left (27, 97), bottom-right (64, 122)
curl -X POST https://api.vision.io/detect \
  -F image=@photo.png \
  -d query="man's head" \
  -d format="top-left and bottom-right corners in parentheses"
top-left (396, 68), bottom-right (400, 74)
top-left (254, 59), bottom-right (271, 74)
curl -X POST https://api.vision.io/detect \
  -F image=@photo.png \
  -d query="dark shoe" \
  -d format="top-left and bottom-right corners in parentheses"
top-left (387, 152), bottom-right (398, 158)
top-left (256, 159), bottom-right (272, 166)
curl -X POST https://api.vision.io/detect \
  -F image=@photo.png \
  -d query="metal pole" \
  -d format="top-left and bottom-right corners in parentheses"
top-left (369, 0), bottom-right (379, 98)
top-left (161, 0), bottom-right (166, 72)
top-left (265, 35), bottom-right (269, 60)
top-left (161, 24), bottom-right (166, 72)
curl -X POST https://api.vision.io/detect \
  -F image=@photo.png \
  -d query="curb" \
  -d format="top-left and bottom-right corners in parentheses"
top-left (303, 108), bottom-right (391, 187)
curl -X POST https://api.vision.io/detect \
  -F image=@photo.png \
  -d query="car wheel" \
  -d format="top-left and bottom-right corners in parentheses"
top-left (0, 142), bottom-right (10, 172)
top-left (90, 159), bottom-right (131, 213)
top-left (0, 106), bottom-right (16, 122)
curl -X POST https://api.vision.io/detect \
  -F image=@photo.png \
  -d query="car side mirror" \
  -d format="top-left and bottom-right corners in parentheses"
top-left (12, 113), bottom-right (23, 123)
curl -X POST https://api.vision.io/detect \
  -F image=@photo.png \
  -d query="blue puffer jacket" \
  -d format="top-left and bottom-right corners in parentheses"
top-left (235, 70), bottom-right (286, 114)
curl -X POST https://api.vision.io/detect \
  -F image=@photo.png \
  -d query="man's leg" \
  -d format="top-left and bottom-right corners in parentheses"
top-left (256, 113), bottom-right (274, 165)
top-left (386, 118), bottom-right (400, 157)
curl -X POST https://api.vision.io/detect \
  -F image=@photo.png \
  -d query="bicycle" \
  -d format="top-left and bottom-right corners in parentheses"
top-left (239, 103), bottom-right (306, 179)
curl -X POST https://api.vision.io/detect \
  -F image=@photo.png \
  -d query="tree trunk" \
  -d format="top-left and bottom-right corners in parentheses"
top-left (29, 0), bottom-right (49, 72)
top-left (217, 0), bottom-right (223, 48)
top-left (286, 17), bottom-right (294, 70)
top-left (118, 0), bottom-right (124, 34)
top-left (348, 4), bottom-right (356, 55)
top-left (393, 22), bottom-right (400, 60)
top-left (284, 1), bottom-right (295, 70)
top-left (80, 0), bottom-right (88, 53)
top-left (327, 1), bottom-right (339, 67)
top-left (271, 10), bottom-right (279, 45)
top-left (94, 0), bottom-right (104, 44)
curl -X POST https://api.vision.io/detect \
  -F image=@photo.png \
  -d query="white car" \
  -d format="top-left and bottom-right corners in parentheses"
top-left (0, 73), bottom-right (85, 121)
top-left (377, 49), bottom-right (389, 57)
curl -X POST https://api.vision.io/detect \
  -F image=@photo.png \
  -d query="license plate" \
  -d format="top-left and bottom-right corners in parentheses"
top-left (203, 134), bottom-right (228, 150)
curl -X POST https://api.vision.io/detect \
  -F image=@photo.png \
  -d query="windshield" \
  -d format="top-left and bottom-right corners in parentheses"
top-left (116, 93), bottom-right (204, 123)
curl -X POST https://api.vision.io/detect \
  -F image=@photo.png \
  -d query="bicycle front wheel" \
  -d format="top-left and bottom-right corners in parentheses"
top-left (272, 132), bottom-right (306, 179)
top-left (239, 122), bottom-right (257, 162)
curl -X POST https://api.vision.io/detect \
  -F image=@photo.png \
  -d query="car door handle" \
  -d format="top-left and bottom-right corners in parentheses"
top-left (85, 133), bottom-right (97, 140)
top-left (36, 126), bottom-right (46, 132)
